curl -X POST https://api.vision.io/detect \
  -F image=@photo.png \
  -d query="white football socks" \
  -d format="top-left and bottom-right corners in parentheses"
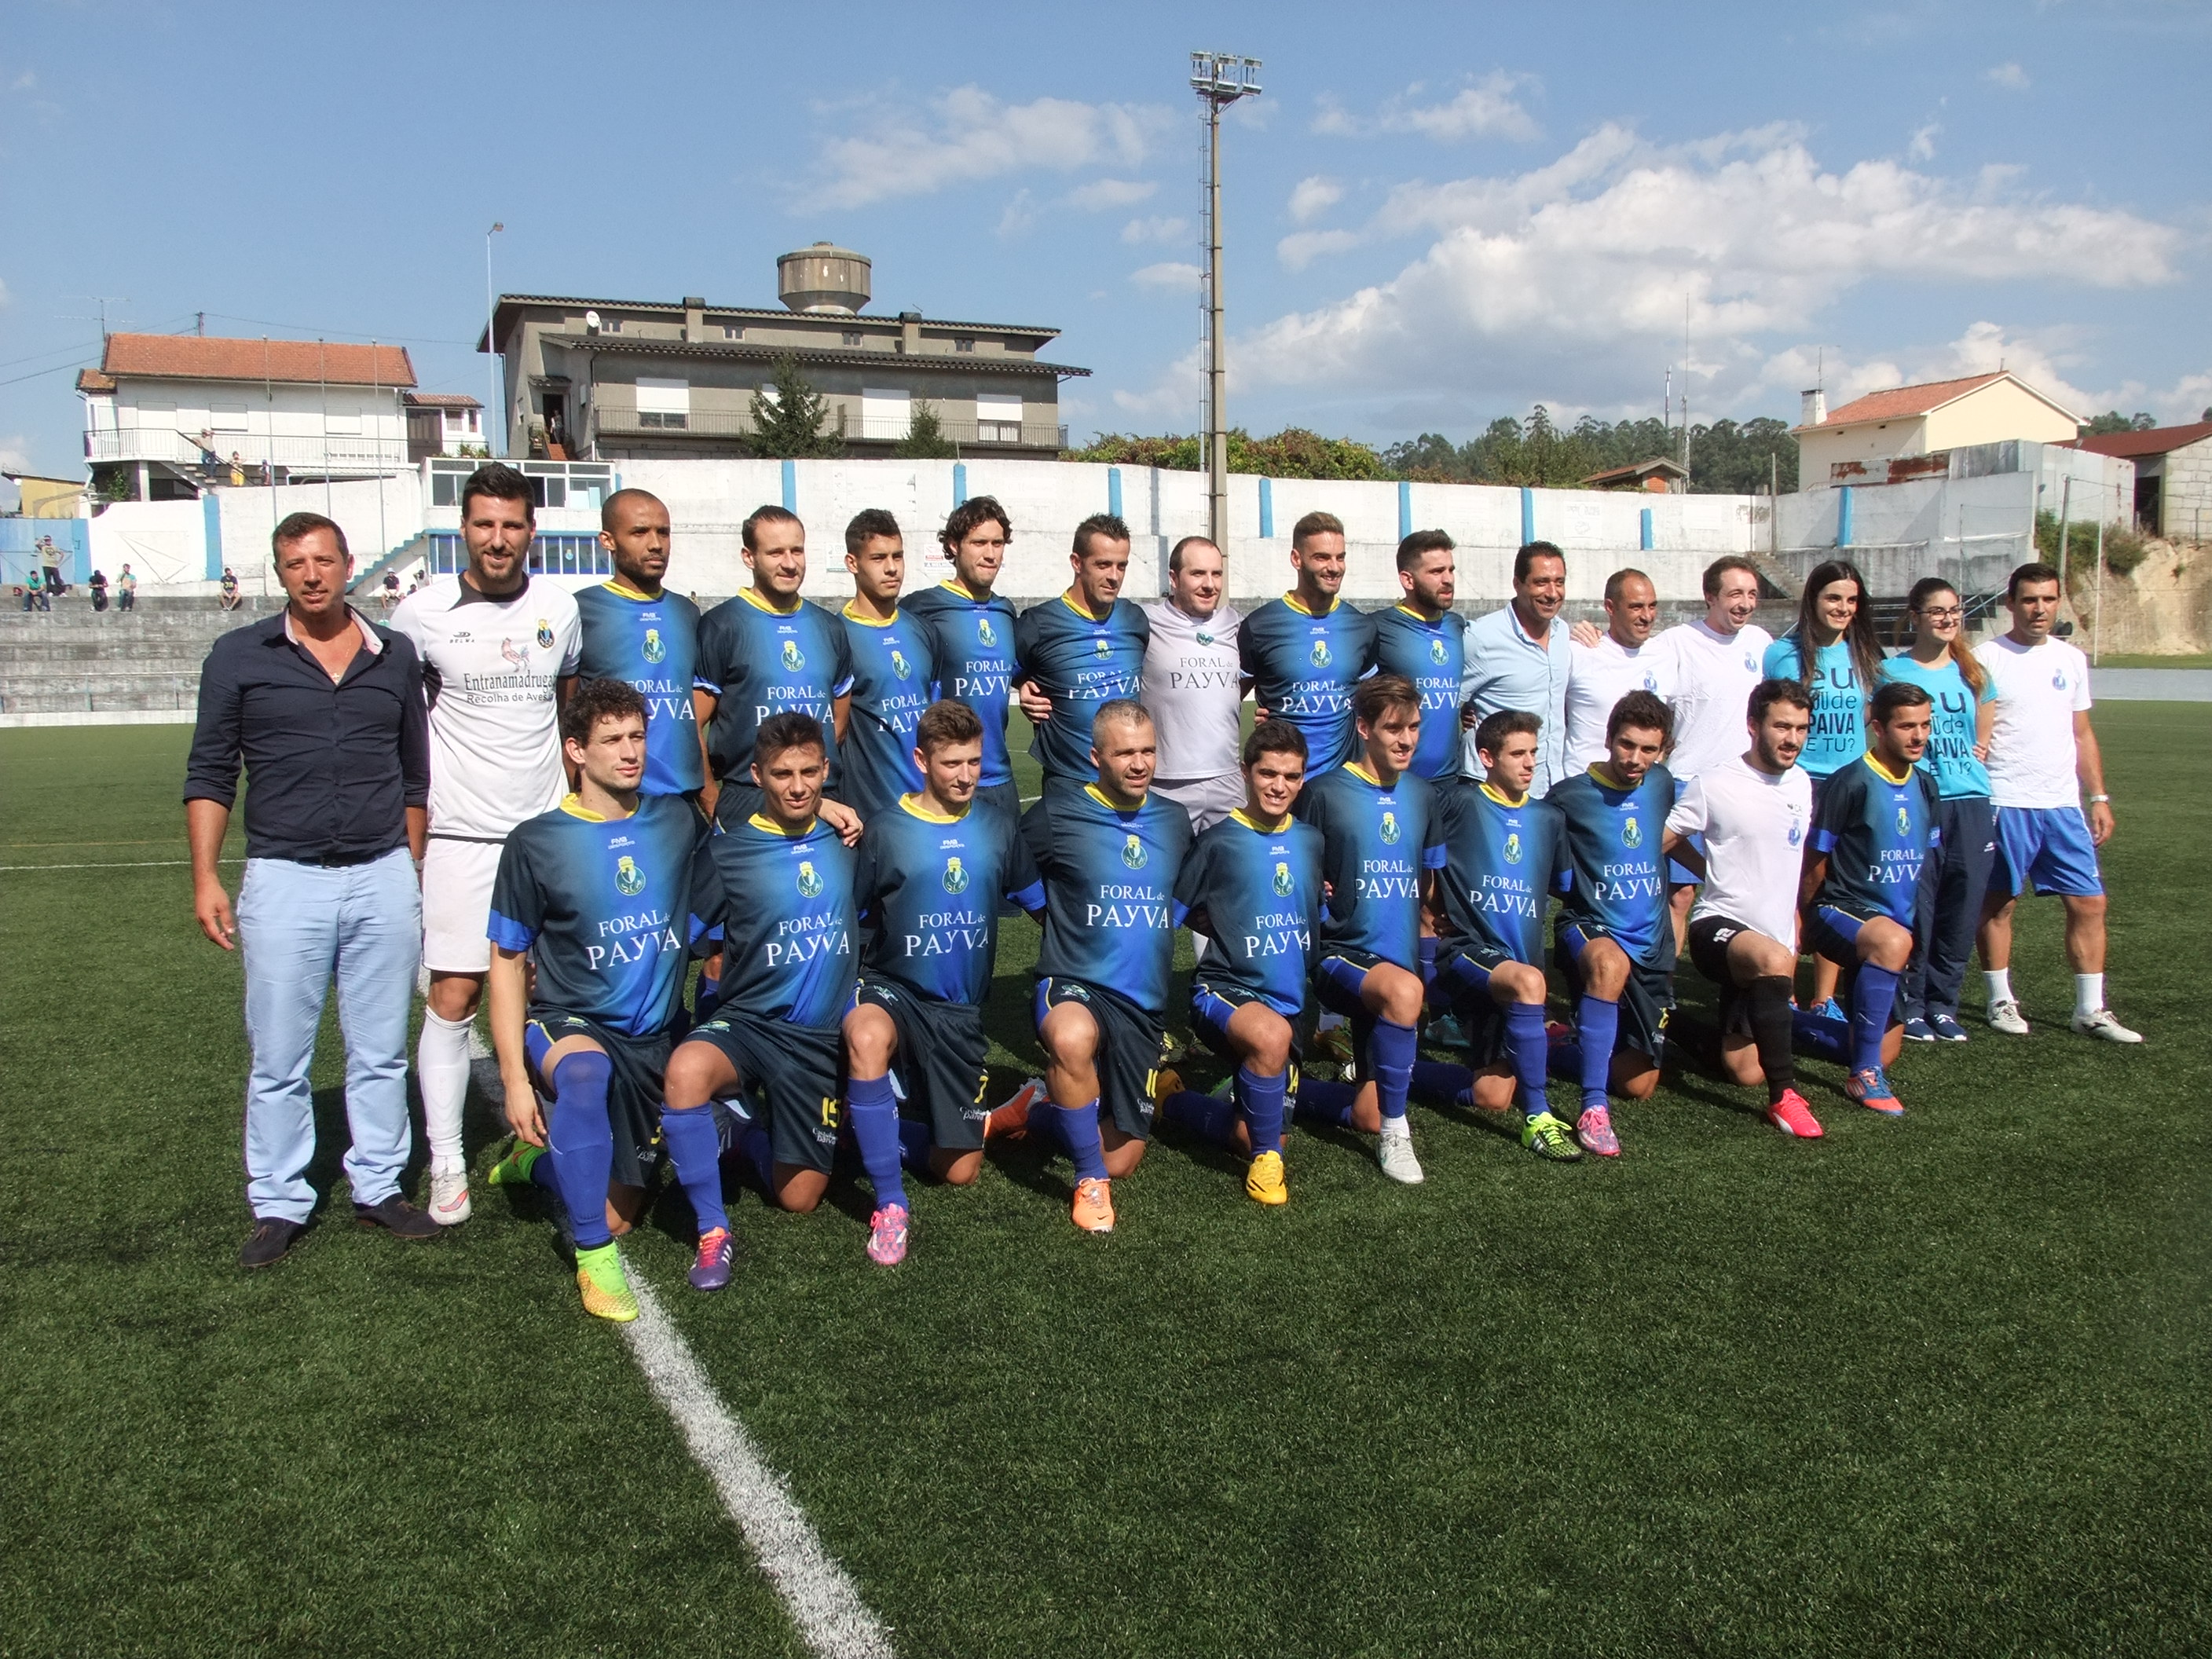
top-left (2075, 972), bottom-right (2104, 1019)
top-left (417, 1010), bottom-right (474, 1175)
top-left (1984, 969), bottom-right (2013, 1007)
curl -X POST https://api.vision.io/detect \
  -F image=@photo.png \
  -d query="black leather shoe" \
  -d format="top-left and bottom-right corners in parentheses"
top-left (353, 1196), bottom-right (441, 1240)
top-left (240, 1217), bottom-right (302, 1269)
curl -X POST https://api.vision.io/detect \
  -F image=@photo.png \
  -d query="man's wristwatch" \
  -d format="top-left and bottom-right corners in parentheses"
top-left (2088, 793), bottom-right (2111, 804)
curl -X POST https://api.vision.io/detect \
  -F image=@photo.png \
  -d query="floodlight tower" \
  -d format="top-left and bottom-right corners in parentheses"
top-left (1192, 50), bottom-right (1262, 551)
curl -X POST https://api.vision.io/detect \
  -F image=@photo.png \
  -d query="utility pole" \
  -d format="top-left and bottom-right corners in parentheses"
top-left (1192, 52), bottom-right (1262, 551)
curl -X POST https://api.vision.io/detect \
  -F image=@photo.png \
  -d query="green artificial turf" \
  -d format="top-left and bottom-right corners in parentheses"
top-left (2, 709), bottom-right (2207, 1657)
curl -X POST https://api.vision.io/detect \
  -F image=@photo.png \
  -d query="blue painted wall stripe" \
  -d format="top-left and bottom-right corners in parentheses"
top-left (1108, 466), bottom-right (1122, 520)
top-left (952, 461), bottom-right (967, 506)
top-left (203, 491), bottom-right (223, 581)
top-left (780, 459), bottom-right (797, 514)
top-left (1519, 486), bottom-right (1534, 547)
top-left (1639, 506), bottom-right (1654, 552)
top-left (1837, 485), bottom-right (1854, 548)
top-left (1258, 477), bottom-right (1273, 540)
top-left (1397, 480), bottom-right (1412, 540)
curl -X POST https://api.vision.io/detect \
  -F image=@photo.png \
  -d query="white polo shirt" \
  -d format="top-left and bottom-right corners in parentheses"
top-left (1659, 617), bottom-right (1776, 782)
top-left (1975, 634), bottom-right (2093, 810)
top-left (391, 573), bottom-right (581, 840)
top-left (1565, 632), bottom-right (1676, 770)
top-left (1140, 596), bottom-right (1245, 782)
top-left (1666, 754), bottom-right (1812, 946)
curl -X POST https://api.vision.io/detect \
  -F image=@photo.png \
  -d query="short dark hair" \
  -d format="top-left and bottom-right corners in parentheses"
top-left (1395, 529), bottom-right (1455, 573)
top-left (1168, 535), bottom-right (1219, 576)
top-left (1475, 708), bottom-right (1542, 756)
top-left (845, 507), bottom-right (903, 555)
top-left (1513, 540), bottom-right (1565, 584)
top-left (1749, 676), bottom-right (1813, 723)
top-left (1243, 718), bottom-right (1309, 768)
top-left (914, 698), bottom-right (984, 756)
top-left (1353, 673), bottom-right (1421, 727)
top-left (1072, 513), bottom-right (1130, 558)
top-left (2009, 560), bottom-right (2062, 597)
top-left (1606, 689), bottom-right (1674, 748)
top-left (742, 504), bottom-right (802, 551)
top-left (753, 709), bottom-right (826, 767)
top-left (271, 511), bottom-right (349, 561)
top-left (1703, 555), bottom-right (1760, 598)
top-left (1603, 566), bottom-right (1652, 604)
top-left (600, 486), bottom-right (665, 532)
top-left (941, 495), bottom-right (1012, 551)
top-left (460, 462), bottom-right (533, 521)
top-left (1870, 680), bottom-right (1933, 723)
top-left (559, 677), bottom-right (647, 747)
top-left (1090, 697), bottom-right (1152, 738)
top-left (1291, 510), bottom-right (1344, 548)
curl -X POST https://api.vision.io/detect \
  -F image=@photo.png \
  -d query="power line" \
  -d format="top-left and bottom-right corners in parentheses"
top-left (0, 338), bottom-right (103, 373)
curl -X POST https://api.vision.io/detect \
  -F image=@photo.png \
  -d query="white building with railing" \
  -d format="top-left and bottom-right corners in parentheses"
top-left (78, 333), bottom-right (414, 501)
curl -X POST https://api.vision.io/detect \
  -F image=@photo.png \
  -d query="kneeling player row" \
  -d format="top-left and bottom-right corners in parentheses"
top-left (482, 671), bottom-right (1937, 1322)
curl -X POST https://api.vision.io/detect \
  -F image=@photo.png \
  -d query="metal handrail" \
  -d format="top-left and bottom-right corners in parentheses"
top-left (83, 429), bottom-right (409, 469)
top-left (591, 408), bottom-right (1066, 446)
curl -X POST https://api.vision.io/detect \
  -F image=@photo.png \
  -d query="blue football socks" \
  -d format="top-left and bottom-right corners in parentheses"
top-left (1237, 1064), bottom-right (1287, 1157)
top-left (1410, 1060), bottom-right (1474, 1109)
top-left (1292, 1078), bottom-right (1358, 1130)
top-left (547, 1050), bottom-right (616, 1251)
top-left (1576, 994), bottom-right (1619, 1111)
top-left (846, 1074), bottom-right (906, 1210)
top-left (1161, 1089), bottom-right (1239, 1146)
top-left (658, 1104), bottom-right (729, 1235)
top-left (1418, 935), bottom-right (1437, 990)
top-left (1791, 1005), bottom-right (1848, 1061)
top-left (1851, 962), bottom-right (1900, 1072)
top-left (736, 1124), bottom-right (777, 1193)
top-left (897, 1118), bottom-right (934, 1173)
top-left (1369, 1017), bottom-right (1417, 1122)
top-left (694, 972), bottom-right (720, 1018)
top-left (1506, 1001), bottom-right (1550, 1115)
top-left (1045, 1099), bottom-right (1109, 1183)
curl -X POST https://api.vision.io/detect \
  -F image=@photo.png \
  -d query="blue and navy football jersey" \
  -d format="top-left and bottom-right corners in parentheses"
top-left (1021, 779), bottom-right (1192, 1017)
top-left (1763, 635), bottom-right (1866, 779)
top-left (690, 812), bottom-right (859, 1029)
top-left (839, 604), bottom-right (937, 819)
top-left (1435, 782), bottom-right (1568, 966)
top-left (1372, 604), bottom-right (1467, 781)
top-left (855, 795), bottom-right (1045, 1005)
top-left (1013, 594), bottom-right (1150, 782)
top-left (488, 793), bottom-right (704, 1037)
top-left (1174, 808), bottom-right (1324, 1018)
top-left (1238, 595), bottom-right (1378, 777)
top-left (1298, 760), bottom-right (1446, 971)
top-left (694, 590), bottom-right (855, 791)
top-left (1811, 753), bottom-right (1939, 923)
top-left (1547, 762), bottom-right (1675, 967)
top-left (906, 580), bottom-right (1021, 789)
top-left (573, 581), bottom-right (704, 796)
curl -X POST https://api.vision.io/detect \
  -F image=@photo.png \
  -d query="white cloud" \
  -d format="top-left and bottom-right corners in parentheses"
top-left (1288, 174), bottom-right (1345, 225)
top-left (1908, 123), bottom-right (1940, 162)
top-left (0, 434), bottom-right (32, 474)
top-left (1986, 62), bottom-right (2031, 90)
top-left (1314, 73), bottom-right (1539, 143)
top-left (811, 86), bottom-right (1174, 208)
top-left (996, 189), bottom-right (1038, 240)
top-left (1276, 229), bottom-right (1362, 271)
top-left (1121, 215), bottom-right (1191, 245)
top-left (1068, 178), bottom-right (1156, 211)
top-left (1130, 262), bottom-right (1202, 293)
top-left (1124, 122), bottom-right (2183, 423)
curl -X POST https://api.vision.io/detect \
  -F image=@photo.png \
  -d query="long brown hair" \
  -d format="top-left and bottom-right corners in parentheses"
top-left (1900, 576), bottom-right (1986, 697)
top-left (1787, 559), bottom-right (1882, 702)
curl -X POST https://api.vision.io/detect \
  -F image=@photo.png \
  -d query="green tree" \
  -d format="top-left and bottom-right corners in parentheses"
top-left (893, 401), bottom-right (958, 459)
top-left (1065, 427), bottom-right (1390, 479)
top-left (748, 356), bottom-right (844, 459)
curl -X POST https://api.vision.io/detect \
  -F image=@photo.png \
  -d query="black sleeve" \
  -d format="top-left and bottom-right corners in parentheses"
top-left (1019, 791), bottom-right (1054, 880)
top-left (182, 635), bottom-right (244, 808)
top-left (689, 830), bottom-right (727, 948)
top-left (391, 634), bottom-right (430, 809)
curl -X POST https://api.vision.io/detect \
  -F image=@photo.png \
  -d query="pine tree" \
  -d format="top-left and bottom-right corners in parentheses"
top-left (893, 401), bottom-right (958, 459)
top-left (748, 356), bottom-right (844, 459)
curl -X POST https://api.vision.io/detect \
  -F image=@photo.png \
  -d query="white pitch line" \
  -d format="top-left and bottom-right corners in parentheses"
top-left (0, 857), bottom-right (241, 871)
top-left (623, 1273), bottom-right (899, 1659)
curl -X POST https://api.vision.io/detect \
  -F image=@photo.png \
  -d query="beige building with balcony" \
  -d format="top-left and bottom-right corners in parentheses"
top-left (1793, 371), bottom-right (2081, 489)
top-left (77, 334), bottom-right (415, 501)
top-left (483, 244), bottom-right (1088, 463)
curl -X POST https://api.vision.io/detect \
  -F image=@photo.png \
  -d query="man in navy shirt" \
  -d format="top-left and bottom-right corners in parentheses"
top-left (1013, 514), bottom-right (1150, 785)
top-left (573, 488), bottom-right (703, 797)
top-left (1371, 529), bottom-right (1467, 783)
top-left (1238, 509), bottom-right (1378, 779)
top-left (837, 509), bottom-right (937, 819)
top-left (906, 496), bottom-right (1023, 822)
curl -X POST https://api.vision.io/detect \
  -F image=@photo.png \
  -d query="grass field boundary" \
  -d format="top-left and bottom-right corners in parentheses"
top-left (624, 1273), bottom-right (899, 1659)
top-left (0, 857), bottom-right (242, 870)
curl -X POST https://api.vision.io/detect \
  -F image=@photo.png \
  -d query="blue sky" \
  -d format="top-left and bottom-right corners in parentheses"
top-left (2, 0), bottom-right (2207, 479)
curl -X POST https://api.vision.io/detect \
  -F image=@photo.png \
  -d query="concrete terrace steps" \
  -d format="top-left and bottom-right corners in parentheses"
top-left (0, 596), bottom-right (287, 715)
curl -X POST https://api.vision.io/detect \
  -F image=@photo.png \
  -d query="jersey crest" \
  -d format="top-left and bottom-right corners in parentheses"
top-left (1379, 810), bottom-right (1401, 845)
top-left (1504, 830), bottom-right (1523, 864)
top-left (1788, 819), bottom-right (1804, 848)
top-left (942, 855), bottom-right (970, 895)
top-left (1622, 815), bottom-right (1642, 849)
top-left (782, 638), bottom-right (807, 672)
top-left (642, 628), bottom-right (665, 665)
top-left (500, 637), bottom-right (527, 669)
top-left (1310, 639), bottom-right (1331, 668)
top-left (536, 620), bottom-right (555, 650)
top-left (976, 616), bottom-right (998, 646)
top-left (1196, 628), bottom-right (1216, 646)
top-left (1093, 635), bottom-right (1112, 660)
top-left (2052, 668), bottom-right (2067, 690)
top-left (1895, 803), bottom-right (1913, 836)
top-left (797, 859), bottom-right (823, 898)
top-left (1122, 833), bottom-right (1148, 870)
top-left (1430, 637), bottom-right (1448, 665)
top-left (891, 648), bottom-right (913, 681)
top-left (614, 855), bottom-right (646, 897)
top-left (1273, 859), bottom-right (1295, 896)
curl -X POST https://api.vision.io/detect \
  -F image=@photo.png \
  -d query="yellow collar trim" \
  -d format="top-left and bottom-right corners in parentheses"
top-left (1393, 602), bottom-right (1438, 621)
top-left (1084, 782), bottom-right (1143, 813)
top-left (1344, 759), bottom-right (1385, 787)
top-left (746, 810), bottom-right (819, 837)
top-left (739, 587), bottom-right (802, 616)
top-left (1231, 807), bottom-right (1291, 834)
top-left (1864, 751), bottom-right (1914, 786)
top-left (1589, 764), bottom-right (1623, 789)
top-left (604, 577), bottom-right (659, 601)
top-left (899, 793), bottom-right (968, 824)
top-left (1284, 590), bottom-right (1339, 617)
top-left (1060, 591), bottom-right (1108, 621)
top-left (941, 577), bottom-right (987, 600)
top-left (841, 601), bottom-right (899, 628)
top-left (558, 792), bottom-right (636, 822)
top-left (1481, 782), bottom-right (1529, 808)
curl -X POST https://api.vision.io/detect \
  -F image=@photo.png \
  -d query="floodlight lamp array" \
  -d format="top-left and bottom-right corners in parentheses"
top-left (1188, 52), bottom-right (1262, 104)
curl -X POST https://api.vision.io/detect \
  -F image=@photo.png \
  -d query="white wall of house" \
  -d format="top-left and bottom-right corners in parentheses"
top-left (83, 379), bottom-right (408, 468)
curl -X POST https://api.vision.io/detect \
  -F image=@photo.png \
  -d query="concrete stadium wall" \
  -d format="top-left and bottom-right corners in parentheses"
top-left (1774, 471), bottom-right (2036, 596)
top-left (85, 476), bottom-right (424, 596)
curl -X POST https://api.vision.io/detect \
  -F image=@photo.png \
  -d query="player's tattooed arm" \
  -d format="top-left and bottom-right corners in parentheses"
top-left (487, 947), bottom-right (545, 1147)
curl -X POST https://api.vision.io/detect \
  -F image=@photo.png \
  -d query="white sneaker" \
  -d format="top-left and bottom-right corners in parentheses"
top-left (2071, 1008), bottom-right (2143, 1044)
top-left (1377, 1120), bottom-right (1425, 1185)
top-left (1987, 998), bottom-right (2031, 1036)
top-left (428, 1167), bottom-right (472, 1225)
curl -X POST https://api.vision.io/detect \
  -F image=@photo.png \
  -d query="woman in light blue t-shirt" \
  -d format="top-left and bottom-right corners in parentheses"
top-left (1880, 577), bottom-right (1997, 1042)
top-left (1763, 559), bottom-right (1882, 1014)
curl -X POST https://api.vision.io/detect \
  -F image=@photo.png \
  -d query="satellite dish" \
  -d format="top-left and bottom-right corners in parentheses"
top-left (584, 309), bottom-right (601, 332)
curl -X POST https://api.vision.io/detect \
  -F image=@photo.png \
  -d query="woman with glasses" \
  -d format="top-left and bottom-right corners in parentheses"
top-left (1881, 577), bottom-right (1996, 1042)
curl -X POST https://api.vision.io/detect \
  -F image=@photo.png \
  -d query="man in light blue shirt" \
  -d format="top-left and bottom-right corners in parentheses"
top-left (1459, 540), bottom-right (1570, 793)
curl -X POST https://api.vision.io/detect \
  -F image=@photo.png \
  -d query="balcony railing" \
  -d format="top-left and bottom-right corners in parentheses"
top-left (591, 408), bottom-right (1067, 448)
top-left (84, 429), bottom-right (410, 471)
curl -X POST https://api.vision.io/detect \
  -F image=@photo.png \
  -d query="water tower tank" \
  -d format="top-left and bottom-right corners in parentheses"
top-left (778, 243), bottom-right (872, 313)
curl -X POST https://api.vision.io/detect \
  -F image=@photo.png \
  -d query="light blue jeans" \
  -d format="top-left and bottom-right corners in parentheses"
top-left (236, 848), bottom-right (421, 1221)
